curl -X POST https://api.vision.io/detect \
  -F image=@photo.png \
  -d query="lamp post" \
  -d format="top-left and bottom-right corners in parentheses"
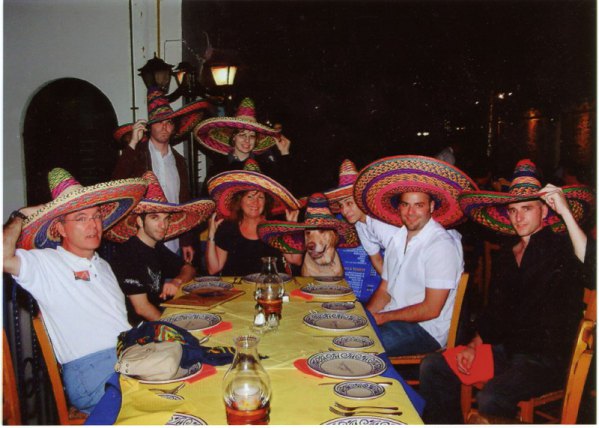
top-left (137, 53), bottom-right (174, 93)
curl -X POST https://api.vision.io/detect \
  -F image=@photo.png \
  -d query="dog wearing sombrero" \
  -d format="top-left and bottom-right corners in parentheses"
top-left (3, 168), bottom-right (147, 413)
top-left (258, 193), bottom-right (359, 278)
top-left (104, 171), bottom-right (215, 325)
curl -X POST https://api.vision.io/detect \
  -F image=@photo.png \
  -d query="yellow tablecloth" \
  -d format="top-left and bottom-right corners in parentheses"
top-left (115, 277), bottom-right (423, 425)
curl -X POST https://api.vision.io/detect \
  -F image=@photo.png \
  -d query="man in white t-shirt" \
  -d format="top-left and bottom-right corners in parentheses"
top-left (352, 156), bottom-right (477, 356)
top-left (3, 168), bottom-right (146, 414)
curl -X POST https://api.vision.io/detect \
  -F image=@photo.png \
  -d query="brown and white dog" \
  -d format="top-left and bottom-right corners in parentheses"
top-left (301, 229), bottom-right (344, 277)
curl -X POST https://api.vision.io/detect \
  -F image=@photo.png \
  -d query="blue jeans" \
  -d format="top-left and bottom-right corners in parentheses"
top-left (62, 347), bottom-right (117, 414)
top-left (378, 320), bottom-right (441, 356)
top-left (419, 345), bottom-right (564, 423)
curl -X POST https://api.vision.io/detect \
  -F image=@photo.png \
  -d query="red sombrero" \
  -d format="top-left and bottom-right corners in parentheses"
top-left (113, 87), bottom-right (211, 146)
top-left (458, 159), bottom-right (594, 235)
top-left (353, 155), bottom-right (478, 228)
top-left (257, 193), bottom-right (359, 254)
top-left (324, 159), bottom-right (359, 212)
top-left (104, 171), bottom-right (215, 243)
top-left (17, 168), bottom-right (148, 250)
top-left (193, 97), bottom-right (280, 155)
top-left (207, 159), bottom-right (301, 218)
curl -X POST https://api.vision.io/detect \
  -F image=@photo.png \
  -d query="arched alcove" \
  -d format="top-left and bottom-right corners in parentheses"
top-left (23, 78), bottom-right (119, 205)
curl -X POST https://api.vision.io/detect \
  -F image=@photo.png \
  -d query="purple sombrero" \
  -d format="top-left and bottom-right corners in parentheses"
top-left (257, 193), bottom-right (359, 254)
top-left (324, 159), bottom-right (359, 212)
top-left (17, 168), bottom-right (148, 250)
top-left (104, 171), bottom-right (215, 243)
top-left (193, 97), bottom-right (280, 155)
top-left (458, 159), bottom-right (594, 235)
top-left (353, 155), bottom-right (478, 228)
top-left (207, 159), bottom-right (301, 218)
top-left (113, 87), bottom-right (211, 146)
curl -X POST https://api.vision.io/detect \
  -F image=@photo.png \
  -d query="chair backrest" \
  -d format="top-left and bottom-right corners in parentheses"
top-left (561, 318), bottom-right (595, 424)
top-left (32, 314), bottom-right (86, 425)
top-left (583, 288), bottom-right (596, 322)
top-left (447, 272), bottom-right (469, 348)
top-left (3, 329), bottom-right (22, 425)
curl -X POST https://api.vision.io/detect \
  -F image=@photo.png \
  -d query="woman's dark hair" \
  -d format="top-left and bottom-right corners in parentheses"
top-left (229, 190), bottom-right (274, 222)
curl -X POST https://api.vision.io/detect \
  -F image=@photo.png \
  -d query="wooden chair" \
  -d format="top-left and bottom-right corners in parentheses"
top-left (3, 329), bottom-right (22, 425)
top-left (32, 314), bottom-right (87, 425)
top-left (389, 273), bottom-right (469, 385)
top-left (461, 289), bottom-right (596, 424)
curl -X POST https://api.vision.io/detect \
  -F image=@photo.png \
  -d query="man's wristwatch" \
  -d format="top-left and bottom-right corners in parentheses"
top-left (8, 210), bottom-right (27, 222)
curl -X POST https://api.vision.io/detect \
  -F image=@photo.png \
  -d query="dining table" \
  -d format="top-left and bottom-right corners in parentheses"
top-left (86, 276), bottom-right (425, 425)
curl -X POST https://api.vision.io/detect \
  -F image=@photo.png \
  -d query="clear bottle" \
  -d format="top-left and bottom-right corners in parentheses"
top-left (223, 335), bottom-right (271, 425)
top-left (254, 257), bottom-right (284, 327)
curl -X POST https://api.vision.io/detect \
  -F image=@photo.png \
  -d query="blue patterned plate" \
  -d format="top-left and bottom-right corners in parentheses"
top-left (303, 313), bottom-right (367, 332)
top-left (307, 351), bottom-right (386, 379)
top-left (333, 381), bottom-right (386, 400)
top-left (161, 313), bottom-right (221, 332)
top-left (166, 413), bottom-right (207, 425)
top-left (323, 416), bottom-right (404, 425)
top-left (182, 280), bottom-right (233, 294)
top-left (301, 284), bottom-right (353, 298)
top-left (242, 272), bottom-right (292, 284)
top-left (322, 301), bottom-right (355, 312)
top-left (332, 335), bottom-right (375, 349)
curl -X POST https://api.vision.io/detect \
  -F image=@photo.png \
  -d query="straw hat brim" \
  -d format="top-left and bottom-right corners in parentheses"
top-left (193, 117), bottom-right (280, 156)
top-left (17, 178), bottom-right (148, 250)
top-left (353, 155), bottom-right (478, 228)
top-left (458, 185), bottom-right (594, 235)
top-left (103, 199), bottom-right (215, 243)
top-left (207, 170), bottom-right (300, 218)
top-left (324, 184), bottom-right (354, 213)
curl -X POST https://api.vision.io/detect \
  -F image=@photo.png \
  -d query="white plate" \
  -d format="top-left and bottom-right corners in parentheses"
top-left (243, 272), bottom-right (292, 284)
top-left (300, 284), bottom-right (353, 298)
top-left (322, 301), bottom-right (355, 312)
top-left (313, 276), bottom-right (344, 284)
top-left (307, 351), bottom-right (386, 379)
top-left (182, 280), bottom-right (233, 294)
top-left (303, 313), bottom-right (367, 332)
top-left (193, 276), bottom-right (222, 282)
top-left (333, 381), bottom-right (386, 400)
top-left (161, 313), bottom-right (222, 332)
top-left (332, 335), bottom-right (375, 349)
top-left (133, 362), bottom-right (202, 385)
top-left (323, 416), bottom-right (404, 425)
top-left (166, 413), bottom-right (207, 425)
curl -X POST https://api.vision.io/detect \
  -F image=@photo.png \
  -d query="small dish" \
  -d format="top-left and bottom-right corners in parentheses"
top-left (182, 280), bottom-right (233, 294)
top-left (313, 276), bottom-right (344, 284)
top-left (301, 284), bottom-right (353, 298)
top-left (333, 380), bottom-right (386, 400)
top-left (332, 335), bottom-right (375, 350)
top-left (303, 312), bottom-right (367, 332)
top-left (242, 272), bottom-right (292, 284)
top-left (161, 313), bottom-right (222, 332)
top-left (322, 301), bottom-right (355, 312)
top-left (166, 413), bottom-right (207, 425)
top-left (323, 416), bottom-right (404, 425)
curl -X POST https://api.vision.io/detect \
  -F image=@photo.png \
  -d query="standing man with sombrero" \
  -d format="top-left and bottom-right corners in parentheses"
top-left (419, 159), bottom-right (594, 423)
top-left (353, 155), bottom-right (477, 356)
top-left (112, 87), bottom-right (210, 263)
top-left (3, 168), bottom-right (147, 414)
top-left (105, 172), bottom-right (215, 325)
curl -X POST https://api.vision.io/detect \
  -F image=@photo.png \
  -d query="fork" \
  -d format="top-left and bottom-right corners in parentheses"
top-left (334, 401), bottom-right (399, 411)
top-left (198, 334), bottom-right (212, 344)
top-left (149, 383), bottom-right (186, 395)
top-left (329, 406), bottom-right (403, 417)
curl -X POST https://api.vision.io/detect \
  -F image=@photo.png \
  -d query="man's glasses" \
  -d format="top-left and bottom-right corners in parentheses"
top-left (61, 214), bottom-right (103, 223)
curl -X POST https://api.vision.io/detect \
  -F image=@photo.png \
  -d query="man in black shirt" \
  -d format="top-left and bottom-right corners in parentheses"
top-left (419, 159), bottom-right (594, 423)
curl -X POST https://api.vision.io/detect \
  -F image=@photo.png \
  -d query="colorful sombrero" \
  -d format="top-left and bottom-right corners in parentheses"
top-left (17, 168), bottom-right (148, 250)
top-left (193, 97), bottom-right (280, 155)
top-left (324, 159), bottom-right (359, 212)
top-left (458, 159), bottom-right (594, 235)
top-left (113, 87), bottom-right (211, 146)
top-left (353, 155), bottom-right (478, 228)
top-left (257, 193), bottom-right (359, 254)
top-left (104, 171), bottom-right (215, 243)
top-left (207, 159), bottom-right (301, 218)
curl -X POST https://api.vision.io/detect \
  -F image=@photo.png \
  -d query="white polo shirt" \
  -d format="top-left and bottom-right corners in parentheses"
top-left (381, 218), bottom-right (463, 347)
top-left (14, 247), bottom-right (130, 364)
top-left (355, 216), bottom-right (401, 256)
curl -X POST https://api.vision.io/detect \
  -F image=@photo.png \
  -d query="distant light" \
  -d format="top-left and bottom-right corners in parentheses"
top-left (508, 92), bottom-right (513, 96)
top-left (497, 93), bottom-right (505, 100)
top-left (314, 105), bottom-right (320, 110)
top-left (211, 65), bottom-right (237, 86)
top-left (417, 132), bottom-right (422, 136)
top-left (423, 131), bottom-right (430, 136)
top-left (474, 101), bottom-right (480, 105)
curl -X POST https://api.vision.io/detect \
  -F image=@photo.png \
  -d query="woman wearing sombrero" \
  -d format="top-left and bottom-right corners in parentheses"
top-left (194, 97), bottom-right (294, 191)
top-left (205, 159), bottom-right (303, 276)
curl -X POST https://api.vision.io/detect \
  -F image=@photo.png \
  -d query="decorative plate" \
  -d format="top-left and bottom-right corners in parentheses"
top-left (300, 284), bottom-right (353, 298)
top-left (313, 276), bottom-right (344, 284)
top-left (323, 416), bottom-right (404, 425)
top-left (306, 351), bottom-right (386, 379)
top-left (322, 301), bottom-right (355, 312)
top-left (333, 381), bottom-right (386, 400)
top-left (193, 276), bottom-right (222, 282)
top-left (303, 313), bottom-right (367, 332)
top-left (135, 362), bottom-right (202, 385)
top-left (182, 280), bottom-right (233, 294)
top-left (242, 272), bottom-right (292, 284)
top-left (161, 313), bottom-right (222, 332)
top-left (332, 335), bottom-right (375, 350)
top-left (166, 413), bottom-right (207, 425)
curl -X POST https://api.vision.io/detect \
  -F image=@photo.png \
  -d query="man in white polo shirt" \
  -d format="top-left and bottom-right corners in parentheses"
top-left (3, 168), bottom-right (146, 414)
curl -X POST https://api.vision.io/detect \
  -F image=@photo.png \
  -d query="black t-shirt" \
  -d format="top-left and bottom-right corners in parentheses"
top-left (111, 236), bottom-right (184, 325)
top-left (215, 221), bottom-right (284, 276)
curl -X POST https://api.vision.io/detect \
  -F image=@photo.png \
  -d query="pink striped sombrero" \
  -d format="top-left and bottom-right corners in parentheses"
top-left (353, 155), bottom-right (478, 228)
top-left (104, 171), bottom-right (215, 243)
top-left (324, 159), bottom-right (359, 212)
top-left (193, 98), bottom-right (280, 155)
top-left (258, 193), bottom-right (359, 254)
top-left (458, 159), bottom-right (594, 235)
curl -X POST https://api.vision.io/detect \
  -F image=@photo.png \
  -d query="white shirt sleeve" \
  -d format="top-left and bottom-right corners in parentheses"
top-left (423, 236), bottom-right (462, 289)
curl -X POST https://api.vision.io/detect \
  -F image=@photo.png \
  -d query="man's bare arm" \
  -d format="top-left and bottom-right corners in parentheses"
top-left (369, 253), bottom-right (384, 276)
top-left (128, 294), bottom-right (162, 321)
top-left (366, 279), bottom-right (390, 313)
top-left (3, 206), bottom-right (43, 276)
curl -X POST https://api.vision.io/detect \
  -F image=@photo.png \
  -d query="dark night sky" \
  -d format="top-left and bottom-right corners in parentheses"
top-left (184, 0), bottom-right (596, 195)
